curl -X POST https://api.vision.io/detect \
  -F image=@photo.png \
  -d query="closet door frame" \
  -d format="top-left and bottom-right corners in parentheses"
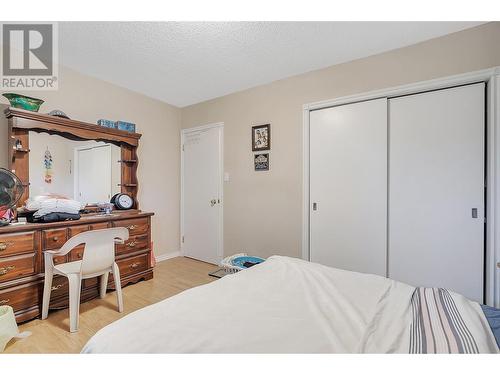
top-left (302, 67), bottom-right (500, 308)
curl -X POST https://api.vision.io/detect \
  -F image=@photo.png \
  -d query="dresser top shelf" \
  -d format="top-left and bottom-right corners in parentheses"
top-left (0, 211), bottom-right (154, 235)
top-left (5, 107), bottom-right (141, 147)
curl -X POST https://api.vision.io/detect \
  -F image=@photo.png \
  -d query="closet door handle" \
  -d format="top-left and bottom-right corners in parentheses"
top-left (312, 202), bottom-right (318, 211)
top-left (471, 208), bottom-right (478, 218)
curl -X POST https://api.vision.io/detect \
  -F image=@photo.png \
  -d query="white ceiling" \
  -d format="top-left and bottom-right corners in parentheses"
top-left (59, 22), bottom-right (483, 107)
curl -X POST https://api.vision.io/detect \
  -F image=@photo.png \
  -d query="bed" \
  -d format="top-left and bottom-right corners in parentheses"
top-left (82, 256), bottom-right (499, 353)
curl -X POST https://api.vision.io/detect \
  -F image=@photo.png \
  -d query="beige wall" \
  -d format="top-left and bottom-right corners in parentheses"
top-left (0, 66), bottom-right (182, 257)
top-left (181, 22), bottom-right (500, 259)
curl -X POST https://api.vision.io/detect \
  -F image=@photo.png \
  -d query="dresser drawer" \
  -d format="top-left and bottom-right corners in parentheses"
top-left (0, 254), bottom-right (36, 282)
top-left (117, 253), bottom-right (148, 278)
top-left (116, 234), bottom-right (149, 256)
top-left (49, 275), bottom-right (69, 300)
top-left (49, 276), bottom-right (99, 302)
top-left (68, 225), bottom-right (89, 262)
top-left (69, 247), bottom-right (85, 262)
top-left (68, 225), bottom-right (89, 237)
top-left (0, 283), bottom-right (40, 313)
top-left (83, 277), bottom-right (98, 288)
top-left (90, 222), bottom-right (109, 230)
top-left (43, 228), bottom-right (67, 250)
top-left (113, 218), bottom-right (149, 237)
top-left (40, 250), bottom-right (67, 270)
top-left (0, 231), bottom-right (36, 258)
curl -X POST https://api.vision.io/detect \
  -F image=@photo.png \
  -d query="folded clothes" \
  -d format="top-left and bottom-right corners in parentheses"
top-left (29, 212), bottom-right (81, 223)
top-left (25, 196), bottom-right (85, 217)
top-left (33, 207), bottom-right (80, 218)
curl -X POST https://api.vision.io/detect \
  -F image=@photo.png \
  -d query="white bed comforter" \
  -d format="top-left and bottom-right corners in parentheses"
top-left (82, 256), bottom-right (498, 353)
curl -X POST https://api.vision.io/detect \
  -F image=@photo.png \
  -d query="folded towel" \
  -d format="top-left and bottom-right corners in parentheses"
top-left (26, 196), bottom-right (85, 216)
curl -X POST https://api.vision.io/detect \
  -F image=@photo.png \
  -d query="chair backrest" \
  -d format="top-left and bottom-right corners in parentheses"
top-left (59, 227), bottom-right (129, 275)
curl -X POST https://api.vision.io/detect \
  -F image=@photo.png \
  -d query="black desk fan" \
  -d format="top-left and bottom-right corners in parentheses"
top-left (0, 168), bottom-right (24, 227)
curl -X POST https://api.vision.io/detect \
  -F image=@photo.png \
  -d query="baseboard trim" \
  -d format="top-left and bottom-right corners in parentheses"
top-left (155, 251), bottom-right (181, 263)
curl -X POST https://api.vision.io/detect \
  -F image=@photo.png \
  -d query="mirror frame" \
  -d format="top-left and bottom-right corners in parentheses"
top-left (4, 107), bottom-right (141, 210)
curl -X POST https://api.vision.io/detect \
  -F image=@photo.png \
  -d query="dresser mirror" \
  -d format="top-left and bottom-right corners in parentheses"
top-left (5, 107), bottom-right (141, 210)
top-left (28, 131), bottom-right (122, 205)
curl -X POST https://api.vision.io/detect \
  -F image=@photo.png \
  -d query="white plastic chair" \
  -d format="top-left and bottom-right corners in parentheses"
top-left (41, 227), bottom-right (129, 333)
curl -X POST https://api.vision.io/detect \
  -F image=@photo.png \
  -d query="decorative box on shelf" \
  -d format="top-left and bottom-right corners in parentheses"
top-left (97, 119), bottom-right (117, 129)
top-left (116, 121), bottom-right (136, 133)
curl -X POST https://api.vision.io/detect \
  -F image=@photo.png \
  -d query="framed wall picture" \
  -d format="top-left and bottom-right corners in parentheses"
top-left (254, 153), bottom-right (269, 171)
top-left (252, 124), bottom-right (271, 151)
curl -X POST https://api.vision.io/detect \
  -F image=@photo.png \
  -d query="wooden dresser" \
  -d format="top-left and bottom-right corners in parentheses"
top-left (0, 107), bottom-right (155, 323)
top-left (0, 211), bottom-right (154, 323)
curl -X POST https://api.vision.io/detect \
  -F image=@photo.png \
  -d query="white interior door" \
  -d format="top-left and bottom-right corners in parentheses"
top-left (388, 83), bottom-right (485, 302)
top-left (310, 98), bottom-right (387, 276)
top-left (76, 145), bottom-right (112, 204)
top-left (182, 125), bottom-right (223, 264)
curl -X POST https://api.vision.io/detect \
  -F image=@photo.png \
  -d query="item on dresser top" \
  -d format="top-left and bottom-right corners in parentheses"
top-left (0, 168), bottom-right (25, 226)
top-left (0, 209), bottom-right (13, 227)
top-left (97, 119), bottom-right (117, 129)
top-left (116, 121), bottom-right (136, 133)
top-left (2, 93), bottom-right (44, 112)
top-left (47, 109), bottom-right (70, 119)
top-left (25, 195), bottom-right (85, 214)
top-left (111, 193), bottom-right (134, 210)
top-left (0, 306), bottom-right (31, 352)
top-left (98, 202), bottom-right (114, 215)
top-left (30, 212), bottom-right (81, 223)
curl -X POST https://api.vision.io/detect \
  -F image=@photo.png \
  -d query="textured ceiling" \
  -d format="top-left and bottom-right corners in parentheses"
top-left (59, 22), bottom-right (483, 107)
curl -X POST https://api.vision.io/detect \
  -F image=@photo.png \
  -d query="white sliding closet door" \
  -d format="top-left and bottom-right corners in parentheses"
top-left (310, 98), bottom-right (387, 276)
top-left (388, 83), bottom-right (485, 302)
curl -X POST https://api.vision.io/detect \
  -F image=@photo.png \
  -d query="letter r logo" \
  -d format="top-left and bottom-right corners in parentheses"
top-left (2, 24), bottom-right (53, 76)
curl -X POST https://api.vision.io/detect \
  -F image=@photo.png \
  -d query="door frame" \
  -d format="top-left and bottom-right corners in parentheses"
top-left (73, 143), bottom-right (113, 204)
top-left (302, 67), bottom-right (500, 307)
top-left (180, 122), bottom-right (224, 264)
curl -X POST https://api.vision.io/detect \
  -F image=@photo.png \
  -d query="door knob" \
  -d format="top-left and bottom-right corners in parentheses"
top-left (210, 199), bottom-right (217, 207)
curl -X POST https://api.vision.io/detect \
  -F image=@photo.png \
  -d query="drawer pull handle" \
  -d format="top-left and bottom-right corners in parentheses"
top-left (53, 237), bottom-right (59, 241)
top-left (126, 225), bottom-right (138, 230)
top-left (0, 242), bottom-right (14, 251)
top-left (127, 241), bottom-right (137, 248)
top-left (0, 299), bottom-right (10, 305)
top-left (51, 284), bottom-right (64, 291)
top-left (129, 262), bottom-right (139, 269)
top-left (0, 266), bottom-right (15, 276)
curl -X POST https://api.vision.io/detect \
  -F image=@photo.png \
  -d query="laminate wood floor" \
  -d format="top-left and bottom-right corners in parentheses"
top-left (3, 257), bottom-right (219, 354)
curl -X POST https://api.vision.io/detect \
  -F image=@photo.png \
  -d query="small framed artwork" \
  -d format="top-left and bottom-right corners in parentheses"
top-left (252, 124), bottom-right (271, 151)
top-left (254, 153), bottom-right (269, 171)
